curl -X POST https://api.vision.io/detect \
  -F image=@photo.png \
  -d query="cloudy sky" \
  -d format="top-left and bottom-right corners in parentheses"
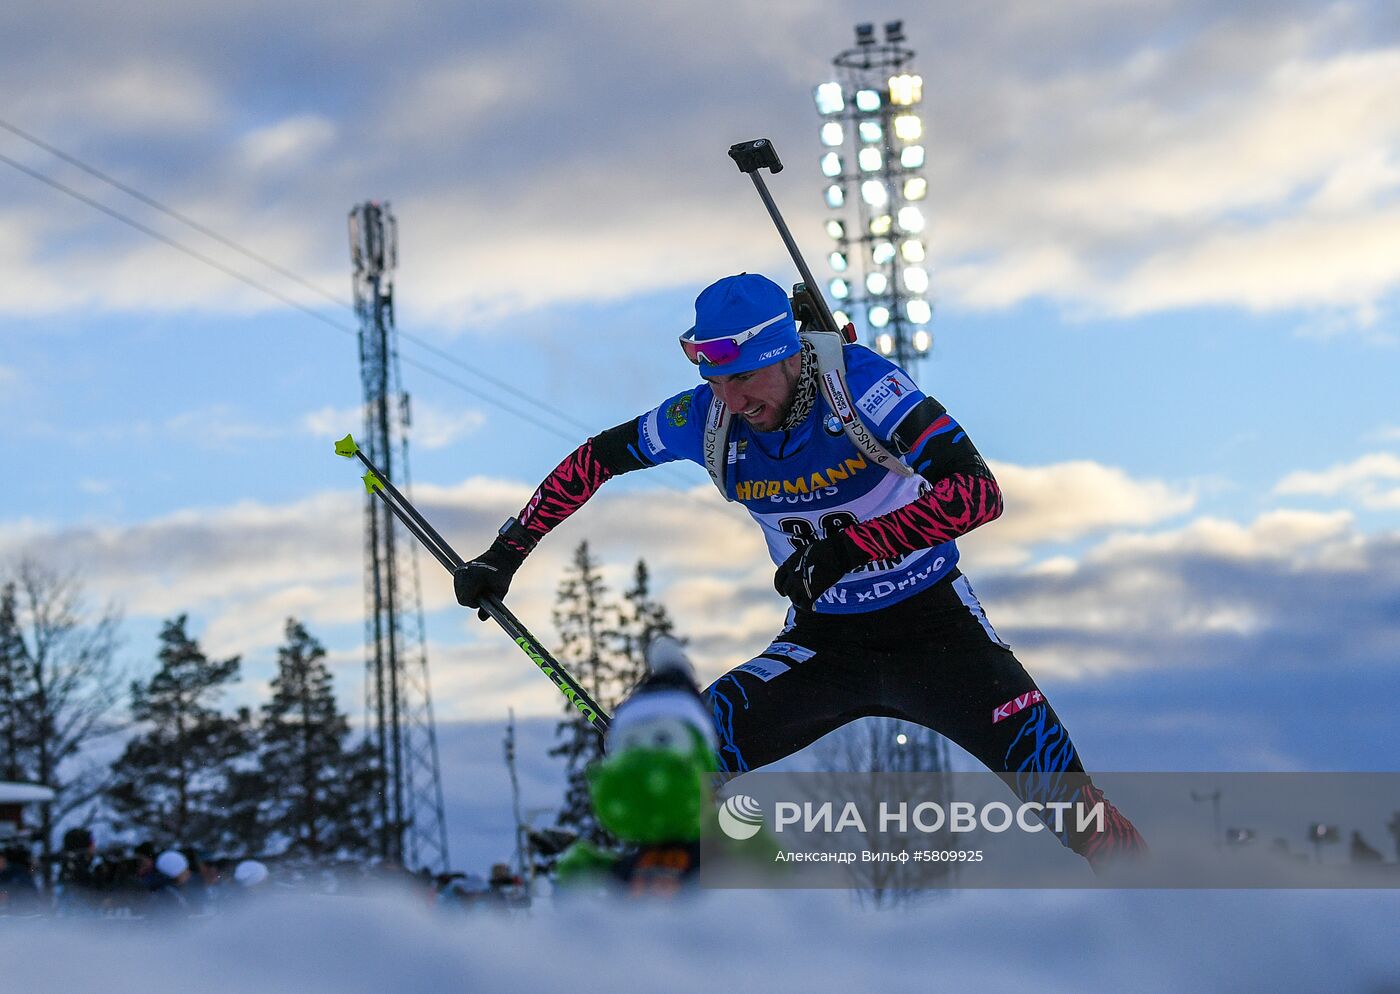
top-left (3, 0), bottom-right (1399, 824)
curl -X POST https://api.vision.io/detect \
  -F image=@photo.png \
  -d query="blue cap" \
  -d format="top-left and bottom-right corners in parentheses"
top-left (684, 273), bottom-right (801, 377)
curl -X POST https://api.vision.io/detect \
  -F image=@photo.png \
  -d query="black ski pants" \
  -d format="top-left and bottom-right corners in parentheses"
top-left (702, 570), bottom-right (1144, 863)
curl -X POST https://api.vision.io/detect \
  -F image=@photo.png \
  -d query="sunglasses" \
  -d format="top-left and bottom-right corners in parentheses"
top-left (679, 313), bottom-right (786, 366)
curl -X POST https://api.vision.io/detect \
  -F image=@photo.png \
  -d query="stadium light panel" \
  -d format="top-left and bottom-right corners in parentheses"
top-left (815, 82), bottom-right (845, 115)
top-left (889, 74), bottom-right (923, 106)
top-left (893, 114), bottom-right (923, 142)
top-left (860, 179), bottom-right (889, 208)
top-left (897, 205), bottom-right (925, 233)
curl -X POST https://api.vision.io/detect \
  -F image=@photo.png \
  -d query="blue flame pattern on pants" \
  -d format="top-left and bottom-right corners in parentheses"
top-left (702, 572), bottom-right (1145, 864)
top-left (708, 674), bottom-right (754, 774)
top-left (1003, 704), bottom-right (1081, 845)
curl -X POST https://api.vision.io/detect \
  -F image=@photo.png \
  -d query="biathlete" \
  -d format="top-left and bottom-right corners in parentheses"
top-left (455, 272), bottom-right (1144, 868)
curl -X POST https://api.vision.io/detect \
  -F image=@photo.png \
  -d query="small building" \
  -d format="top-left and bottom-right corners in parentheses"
top-left (0, 782), bottom-right (55, 841)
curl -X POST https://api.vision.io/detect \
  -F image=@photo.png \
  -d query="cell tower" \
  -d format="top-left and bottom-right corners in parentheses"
top-left (813, 21), bottom-right (933, 370)
top-left (348, 201), bottom-right (450, 872)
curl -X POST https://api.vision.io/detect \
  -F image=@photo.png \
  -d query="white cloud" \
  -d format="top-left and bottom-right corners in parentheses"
top-left (960, 460), bottom-right (1195, 568)
top-left (6, 454), bottom-right (1391, 714)
top-left (1275, 452), bottom-right (1400, 510)
top-left (1100, 207), bottom-right (1400, 319)
top-left (385, 55), bottom-right (538, 146)
top-left (1309, 148), bottom-right (1400, 213)
top-left (301, 402), bottom-right (486, 450)
top-left (0, 472), bottom-right (764, 697)
top-left (4, 2), bottom-right (1395, 327)
top-left (239, 115), bottom-right (337, 172)
top-left (410, 406), bottom-right (486, 450)
top-left (164, 405), bottom-right (285, 446)
top-left (8, 61), bottom-right (222, 135)
top-left (302, 404), bottom-right (363, 439)
top-left (984, 508), bottom-right (1398, 680)
top-left (1086, 508), bottom-right (1357, 564)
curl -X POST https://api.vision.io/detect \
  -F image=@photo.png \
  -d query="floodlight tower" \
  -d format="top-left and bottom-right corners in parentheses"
top-left (813, 21), bottom-right (932, 370)
top-left (348, 201), bottom-right (451, 873)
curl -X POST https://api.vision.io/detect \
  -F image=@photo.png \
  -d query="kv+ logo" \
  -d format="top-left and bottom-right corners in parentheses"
top-left (717, 794), bottom-right (764, 840)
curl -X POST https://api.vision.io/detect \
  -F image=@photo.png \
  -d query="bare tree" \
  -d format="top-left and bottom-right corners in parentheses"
top-left (1, 558), bottom-right (124, 858)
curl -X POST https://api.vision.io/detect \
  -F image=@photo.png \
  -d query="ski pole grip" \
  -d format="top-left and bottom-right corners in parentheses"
top-left (729, 138), bottom-right (784, 175)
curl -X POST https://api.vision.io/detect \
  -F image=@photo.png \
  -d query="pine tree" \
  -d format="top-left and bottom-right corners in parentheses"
top-left (107, 615), bottom-right (251, 852)
top-left (617, 559), bottom-right (680, 698)
top-left (257, 618), bottom-right (377, 859)
top-left (548, 541), bottom-right (623, 849)
top-left (0, 583), bottom-right (32, 783)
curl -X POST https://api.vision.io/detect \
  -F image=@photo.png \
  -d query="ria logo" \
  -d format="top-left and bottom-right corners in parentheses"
top-left (717, 794), bottom-right (764, 840)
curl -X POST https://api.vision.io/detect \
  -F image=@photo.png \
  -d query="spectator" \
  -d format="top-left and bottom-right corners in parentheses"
top-left (55, 826), bottom-right (101, 916)
top-left (133, 841), bottom-right (158, 889)
top-left (233, 859), bottom-right (269, 890)
top-left (179, 848), bottom-right (211, 913)
top-left (486, 862), bottom-right (527, 909)
top-left (0, 845), bottom-right (41, 914)
top-left (149, 849), bottom-right (191, 913)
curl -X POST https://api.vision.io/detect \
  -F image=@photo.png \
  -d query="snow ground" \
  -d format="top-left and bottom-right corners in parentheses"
top-left (3, 888), bottom-right (1398, 993)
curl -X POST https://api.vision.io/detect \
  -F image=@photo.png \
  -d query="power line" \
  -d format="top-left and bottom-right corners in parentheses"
top-left (0, 132), bottom-right (724, 511)
top-left (0, 148), bottom-right (361, 338)
top-left (0, 114), bottom-right (604, 436)
top-left (0, 117), bottom-right (353, 314)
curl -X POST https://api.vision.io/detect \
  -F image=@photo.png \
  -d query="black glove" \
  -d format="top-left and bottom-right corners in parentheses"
top-left (773, 532), bottom-right (865, 610)
top-left (455, 519), bottom-right (532, 620)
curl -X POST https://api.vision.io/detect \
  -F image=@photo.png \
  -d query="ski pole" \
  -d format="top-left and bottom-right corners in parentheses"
top-left (335, 433), bottom-right (463, 571)
top-left (728, 138), bottom-right (845, 338)
top-left (334, 434), bottom-right (611, 734)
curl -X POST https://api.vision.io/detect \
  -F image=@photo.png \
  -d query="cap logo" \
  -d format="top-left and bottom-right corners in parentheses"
top-left (693, 310), bottom-right (786, 343)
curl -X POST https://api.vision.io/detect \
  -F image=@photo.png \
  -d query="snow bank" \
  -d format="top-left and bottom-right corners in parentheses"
top-left (3, 887), bottom-right (1397, 993)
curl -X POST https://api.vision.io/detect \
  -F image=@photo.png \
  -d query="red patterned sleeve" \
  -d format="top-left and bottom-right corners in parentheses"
top-left (506, 439), bottom-right (617, 554)
top-left (841, 472), bottom-right (1003, 563)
